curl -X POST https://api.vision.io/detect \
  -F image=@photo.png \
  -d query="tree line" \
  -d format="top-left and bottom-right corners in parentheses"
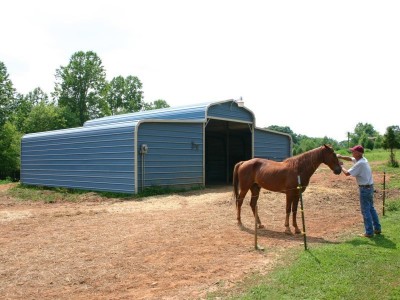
top-left (267, 124), bottom-right (400, 166)
top-left (0, 51), bottom-right (169, 179)
top-left (1, 50), bottom-right (400, 180)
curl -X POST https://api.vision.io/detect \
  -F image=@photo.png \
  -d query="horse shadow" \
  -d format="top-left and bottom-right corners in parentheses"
top-left (238, 224), bottom-right (340, 245)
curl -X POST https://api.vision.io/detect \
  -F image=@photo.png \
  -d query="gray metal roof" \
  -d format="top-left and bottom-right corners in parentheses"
top-left (84, 99), bottom-right (255, 127)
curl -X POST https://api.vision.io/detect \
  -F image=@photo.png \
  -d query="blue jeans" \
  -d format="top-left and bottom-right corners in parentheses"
top-left (359, 186), bottom-right (381, 235)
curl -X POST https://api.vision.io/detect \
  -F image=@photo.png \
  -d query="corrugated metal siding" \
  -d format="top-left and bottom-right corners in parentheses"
top-left (207, 101), bottom-right (254, 123)
top-left (137, 122), bottom-right (203, 190)
top-left (21, 122), bottom-right (136, 193)
top-left (254, 128), bottom-right (292, 161)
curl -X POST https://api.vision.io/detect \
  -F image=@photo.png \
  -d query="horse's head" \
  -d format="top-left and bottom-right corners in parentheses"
top-left (321, 144), bottom-right (342, 175)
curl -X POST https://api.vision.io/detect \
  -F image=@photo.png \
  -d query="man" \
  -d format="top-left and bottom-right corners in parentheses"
top-left (337, 145), bottom-right (382, 238)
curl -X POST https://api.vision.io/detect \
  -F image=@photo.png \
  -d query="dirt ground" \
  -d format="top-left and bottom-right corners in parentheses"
top-left (0, 166), bottom-right (387, 300)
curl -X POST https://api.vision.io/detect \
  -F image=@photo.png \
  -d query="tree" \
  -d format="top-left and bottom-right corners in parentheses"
top-left (374, 135), bottom-right (383, 149)
top-left (53, 51), bottom-right (108, 126)
top-left (350, 122), bottom-right (378, 148)
top-left (266, 125), bottom-right (298, 144)
top-left (143, 99), bottom-right (170, 110)
top-left (0, 122), bottom-right (21, 175)
top-left (382, 125), bottom-right (400, 167)
top-left (22, 102), bottom-right (71, 134)
top-left (105, 75), bottom-right (144, 115)
top-left (9, 88), bottom-right (49, 132)
top-left (0, 62), bottom-right (16, 127)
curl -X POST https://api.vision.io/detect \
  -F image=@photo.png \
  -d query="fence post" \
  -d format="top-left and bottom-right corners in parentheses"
top-left (297, 176), bottom-right (308, 251)
top-left (383, 170), bottom-right (386, 216)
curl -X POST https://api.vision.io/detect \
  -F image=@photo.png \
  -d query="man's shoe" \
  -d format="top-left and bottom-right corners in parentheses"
top-left (359, 233), bottom-right (373, 238)
top-left (374, 230), bottom-right (381, 234)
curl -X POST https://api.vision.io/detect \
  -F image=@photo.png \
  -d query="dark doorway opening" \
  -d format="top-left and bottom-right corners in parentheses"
top-left (205, 119), bottom-right (252, 185)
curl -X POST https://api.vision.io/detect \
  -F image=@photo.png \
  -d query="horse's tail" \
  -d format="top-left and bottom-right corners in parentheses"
top-left (233, 161), bottom-right (244, 207)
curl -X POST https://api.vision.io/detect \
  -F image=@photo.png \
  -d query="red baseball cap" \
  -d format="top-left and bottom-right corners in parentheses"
top-left (350, 145), bottom-right (364, 153)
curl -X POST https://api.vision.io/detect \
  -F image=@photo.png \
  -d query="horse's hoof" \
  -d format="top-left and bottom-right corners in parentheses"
top-left (258, 224), bottom-right (265, 229)
top-left (294, 229), bottom-right (301, 234)
top-left (285, 229), bottom-right (293, 235)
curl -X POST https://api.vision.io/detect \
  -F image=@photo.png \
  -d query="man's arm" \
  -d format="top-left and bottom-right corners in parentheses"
top-left (337, 154), bottom-right (352, 176)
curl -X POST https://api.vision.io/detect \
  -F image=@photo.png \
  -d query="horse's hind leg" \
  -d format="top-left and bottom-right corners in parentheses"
top-left (236, 189), bottom-right (248, 226)
top-left (249, 184), bottom-right (264, 228)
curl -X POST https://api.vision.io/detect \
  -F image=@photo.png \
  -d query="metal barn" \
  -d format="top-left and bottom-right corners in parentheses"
top-left (21, 99), bottom-right (292, 194)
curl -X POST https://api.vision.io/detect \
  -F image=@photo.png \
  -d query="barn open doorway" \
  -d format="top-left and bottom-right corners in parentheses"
top-left (205, 119), bottom-right (252, 185)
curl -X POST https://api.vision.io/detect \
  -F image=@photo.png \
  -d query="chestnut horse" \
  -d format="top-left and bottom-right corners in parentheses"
top-left (233, 144), bottom-right (342, 234)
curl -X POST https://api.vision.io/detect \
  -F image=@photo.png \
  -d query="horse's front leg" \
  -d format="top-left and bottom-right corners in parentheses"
top-left (291, 199), bottom-right (301, 234)
top-left (285, 214), bottom-right (292, 234)
top-left (250, 184), bottom-right (264, 228)
top-left (285, 197), bottom-right (292, 234)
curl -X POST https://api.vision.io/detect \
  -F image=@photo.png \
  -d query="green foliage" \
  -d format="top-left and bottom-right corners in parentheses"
top-left (22, 102), bottom-right (70, 133)
top-left (53, 51), bottom-right (108, 126)
top-left (105, 75), bottom-right (144, 115)
top-left (0, 61), bottom-right (16, 127)
top-left (373, 134), bottom-right (383, 149)
top-left (143, 99), bottom-right (170, 110)
top-left (350, 122), bottom-right (378, 147)
top-left (0, 122), bottom-right (21, 172)
top-left (8, 93), bottom-right (34, 131)
top-left (0, 177), bottom-right (13, 184)
top-left (382, 126), bottom-right (400, 167)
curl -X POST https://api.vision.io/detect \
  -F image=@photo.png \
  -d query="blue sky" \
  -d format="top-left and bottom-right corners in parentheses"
top-left (2, 0), bottom-right (400, 141)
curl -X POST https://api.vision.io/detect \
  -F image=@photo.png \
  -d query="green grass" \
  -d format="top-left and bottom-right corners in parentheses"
top-left (226, 209), bottom-right (400, 300)
top-left (0, 178), bottom-right (13, 184)
top-left (7, 183), bottom-right (204, 203)
top-left (8, 184), bottom-right (87, 203)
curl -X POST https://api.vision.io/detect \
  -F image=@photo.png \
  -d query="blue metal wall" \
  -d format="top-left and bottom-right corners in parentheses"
top-left (21, 122), bottom-right (136, 193)
top-left (136, 121), bottom-right (203, 191)
top-left (254, 128), bottom-right (292, 161)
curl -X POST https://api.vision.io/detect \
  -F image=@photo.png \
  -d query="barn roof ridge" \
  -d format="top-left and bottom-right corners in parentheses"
top-left (83, 98), bottom-right (252, 127)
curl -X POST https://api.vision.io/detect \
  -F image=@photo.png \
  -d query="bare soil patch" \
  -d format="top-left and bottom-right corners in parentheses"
top-left (0, 167), bottom-right (385, 299)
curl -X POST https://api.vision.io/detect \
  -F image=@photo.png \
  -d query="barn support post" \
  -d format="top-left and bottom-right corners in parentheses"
top-left (226, 125), bottom-right (230, 184)
top-left (297, 176), bottom-right (308, 251)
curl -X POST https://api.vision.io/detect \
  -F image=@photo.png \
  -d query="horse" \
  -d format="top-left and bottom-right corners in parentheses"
top-left (233, 144), bottom-right (342, 234)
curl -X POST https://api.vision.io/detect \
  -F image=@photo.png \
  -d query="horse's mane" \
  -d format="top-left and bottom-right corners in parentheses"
top-left (284, 146), bottom-right (324, 169)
